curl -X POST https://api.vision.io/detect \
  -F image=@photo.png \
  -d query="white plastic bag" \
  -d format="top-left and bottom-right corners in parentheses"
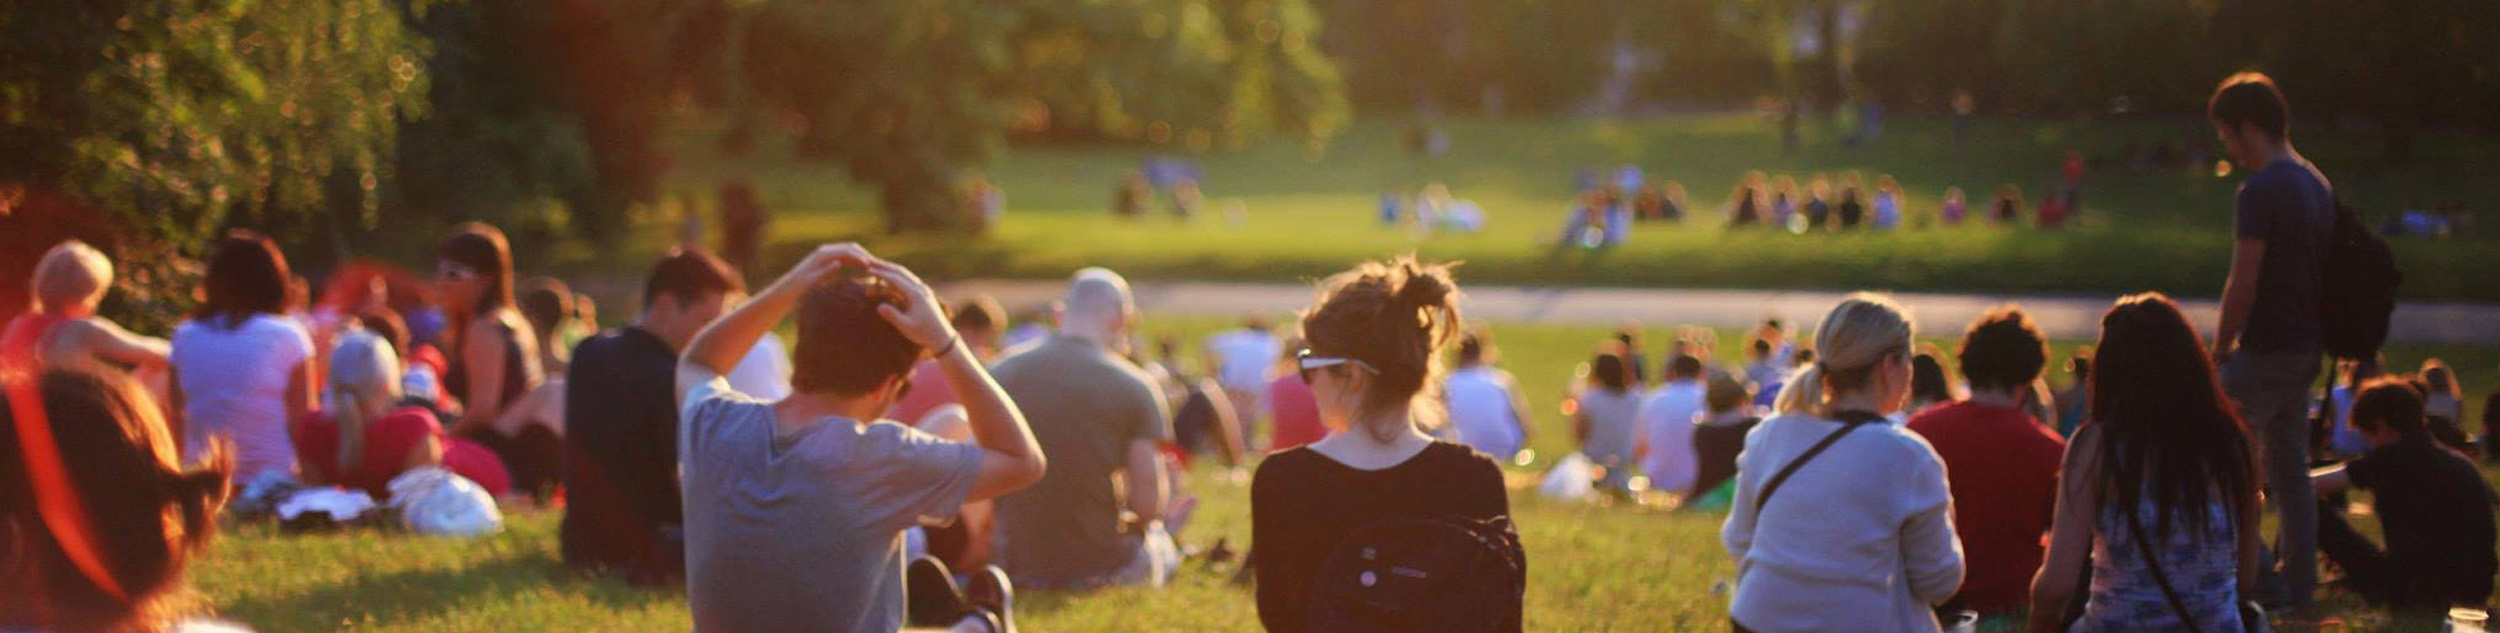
top-left (277, 488), bottom-right (376, 522)
top-left (386, 466), bottom-right (503, 536)
top-left (1538, 453), bottom-right (1598, 502)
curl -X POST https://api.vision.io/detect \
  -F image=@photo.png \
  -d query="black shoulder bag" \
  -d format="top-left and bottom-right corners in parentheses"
top-left (1752, 410), bottom-right (1885, 519)
top-left (1732, 411), bottom-right (1884, 633)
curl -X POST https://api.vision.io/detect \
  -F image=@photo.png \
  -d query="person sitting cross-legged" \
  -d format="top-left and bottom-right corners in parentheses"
top-left (2307, 378), bottom-right (2498, 613)
top-left (675, 244), bottom-right (1046, 633)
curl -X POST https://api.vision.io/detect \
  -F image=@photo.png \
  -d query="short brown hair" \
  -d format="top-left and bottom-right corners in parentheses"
top-left (1956, 306), bottom-right (2049, 393)
top-left (197, 230), bottom-right (291, 328)
top-left (643, 247), bottom-right (743, 310)
top-left (2209, 72), bottom-right (2289, 141)
top-left (789, 278), bottom-right (923, 397)
top-left (949, 293), bottom-right (1005, 332)
top-left (2350, 377), bottom-right (2427, 437)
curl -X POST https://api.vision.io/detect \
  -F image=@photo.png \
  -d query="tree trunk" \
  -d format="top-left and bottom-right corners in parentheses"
top-left (880, 166), bottom-right (979, 235)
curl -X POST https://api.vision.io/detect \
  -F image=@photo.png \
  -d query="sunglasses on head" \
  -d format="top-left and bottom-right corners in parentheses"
top-left (1297, 348), bottom-right (1380, 384)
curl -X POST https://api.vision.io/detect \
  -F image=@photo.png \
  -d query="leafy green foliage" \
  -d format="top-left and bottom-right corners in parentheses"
top-left (0, 0), bottom-right (431, 244)
top-left (722, 0), bottom-right (1350, 233)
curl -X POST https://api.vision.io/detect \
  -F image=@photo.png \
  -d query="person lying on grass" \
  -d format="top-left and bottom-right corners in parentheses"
top-left (674, 244), bottom-right (1046, 633)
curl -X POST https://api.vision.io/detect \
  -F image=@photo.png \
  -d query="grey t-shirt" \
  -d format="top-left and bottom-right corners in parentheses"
top-left (1577, 388), bottom-right (1645, 468)
top-left (678, 378), bottom-right (985, 633)
top-left (988, 335), bottom-right (1172, 587)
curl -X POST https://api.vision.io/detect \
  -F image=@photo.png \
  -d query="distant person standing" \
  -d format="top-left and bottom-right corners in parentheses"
top-left (717, 180), bottom-right (770, 279)
top-left (2207, 71), bottom-right (2333, 611)
top-left (1205, 316), bottom-right (1281, 448)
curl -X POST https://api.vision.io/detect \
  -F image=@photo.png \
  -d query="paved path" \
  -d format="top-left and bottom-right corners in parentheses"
top-left (944, 280), bottom-right (2500, 346)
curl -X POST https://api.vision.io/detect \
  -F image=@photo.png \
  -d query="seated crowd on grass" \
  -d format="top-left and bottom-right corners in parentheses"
top-left (8, 72), bottom-right (2500, 633)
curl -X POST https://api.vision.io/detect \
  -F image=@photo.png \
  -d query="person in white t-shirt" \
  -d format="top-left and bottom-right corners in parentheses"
top-left (169, 231), bottom-right (316, 480)
top-left (1637, 354), bottom-right (1708, 496)
top-left (1203, 317), bottom-right (1280, 447)
top-left (1442, 331), bottom-right (1532, 462)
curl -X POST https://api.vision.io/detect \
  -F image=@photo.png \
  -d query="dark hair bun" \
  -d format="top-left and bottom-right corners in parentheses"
top-left (1391, 258), bottom-right (1456, 312)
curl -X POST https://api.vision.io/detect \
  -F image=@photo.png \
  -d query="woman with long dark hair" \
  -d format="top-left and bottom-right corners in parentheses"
top-left (434, 223), bottom-right (556, 498)
top-left (167, 231), bottom-right (316, 481)
top-left (2027, 293), bottom-right (2261, 633)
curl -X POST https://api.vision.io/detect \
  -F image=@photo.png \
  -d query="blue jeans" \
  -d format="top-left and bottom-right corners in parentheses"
top-left (2222, 350), bottom-right (2322, 608)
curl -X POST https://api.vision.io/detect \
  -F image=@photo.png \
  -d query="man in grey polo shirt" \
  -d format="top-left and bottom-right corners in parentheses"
top-left (675, 244), bottom-right (1047, 632)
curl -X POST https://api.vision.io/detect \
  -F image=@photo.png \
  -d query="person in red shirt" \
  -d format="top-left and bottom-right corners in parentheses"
top-left (1906, 306), bottom-right (2065, 616)
top-left (1267, 338), bottom-right (1327, 451)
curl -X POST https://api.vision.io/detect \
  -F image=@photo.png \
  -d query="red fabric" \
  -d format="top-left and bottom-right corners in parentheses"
top-left (1906, 401), bottom-right (2067, 613)
top-left (1, 313), bottom-right (66, 363)
top-left (296, 405), bottom-right (511, 499)
top-left (1267, 374), bottom-right (1326, 450)
top-left (886, 359), bottom-right (957, 426)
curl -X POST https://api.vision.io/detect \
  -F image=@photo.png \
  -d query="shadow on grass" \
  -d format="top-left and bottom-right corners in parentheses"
top-left (217, 548), bottom-right (675, 631)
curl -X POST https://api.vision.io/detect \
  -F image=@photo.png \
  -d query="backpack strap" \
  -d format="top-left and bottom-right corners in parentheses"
top-left (2122, 506), bottom-right (2206, 633)
top-left (1753, 410), bottom-right (1884, 517)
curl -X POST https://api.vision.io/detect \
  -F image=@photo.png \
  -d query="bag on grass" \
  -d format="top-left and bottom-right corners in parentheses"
top-left (1536, 453), bottom-right (1597, 502)
top-left (1307, 516), bottom-right (1526, 633)
top-left (387, 466), bottom-right (503, 536)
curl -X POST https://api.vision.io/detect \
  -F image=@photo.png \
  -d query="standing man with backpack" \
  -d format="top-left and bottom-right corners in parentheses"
top-left (2208, 72), bottom-right (2337, 613)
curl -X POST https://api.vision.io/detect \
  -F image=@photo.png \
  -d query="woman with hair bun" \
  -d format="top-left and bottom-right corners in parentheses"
top-left (1722, 294), bottom-right (1965, 633)
top-left (1250, 257), bottom-right (1515, 633)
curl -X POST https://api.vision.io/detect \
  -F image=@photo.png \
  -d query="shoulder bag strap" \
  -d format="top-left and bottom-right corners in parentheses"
top-left (1752, 411), bottom-right (1882, 518)
top-left (2123, 506), bottom-right (2206, 633)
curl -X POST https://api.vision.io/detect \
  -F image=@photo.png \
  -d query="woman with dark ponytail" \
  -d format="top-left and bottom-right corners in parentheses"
top-left (1, 365), bottom-right (247, 632)
top-left (1250, 257), bottom-right (1515, 633)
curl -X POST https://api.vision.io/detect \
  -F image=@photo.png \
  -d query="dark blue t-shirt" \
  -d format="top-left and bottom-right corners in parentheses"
top-left (2232, 157), bottom-right (2333, 353)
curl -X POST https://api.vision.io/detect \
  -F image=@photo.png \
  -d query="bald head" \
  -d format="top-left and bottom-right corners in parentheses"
top-left (1059, 267), bottom-right (1134, 342)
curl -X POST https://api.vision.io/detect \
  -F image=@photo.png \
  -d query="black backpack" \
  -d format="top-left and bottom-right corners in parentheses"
top-left (2319, 198), bottom-right (2402, 360)
top-left (1306, 515), bottom-right (1526, 633)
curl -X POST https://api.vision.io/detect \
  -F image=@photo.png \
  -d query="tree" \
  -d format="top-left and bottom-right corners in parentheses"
top-left (722, 0), bottom-right (1347, 233)
top-left (0, 0), bottom-right (432, 247)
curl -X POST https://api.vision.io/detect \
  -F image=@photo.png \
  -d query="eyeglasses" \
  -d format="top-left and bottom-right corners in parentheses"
top-left (1297, 348), bottom-right (1380, 384)
top-left (436, 261), bottom-right (479, 282)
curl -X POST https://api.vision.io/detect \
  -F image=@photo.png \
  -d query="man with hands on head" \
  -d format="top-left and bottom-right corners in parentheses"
top-left (674, 244), bottom-right (1046, 633)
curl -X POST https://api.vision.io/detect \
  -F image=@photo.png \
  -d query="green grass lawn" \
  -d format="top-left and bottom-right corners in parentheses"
top-left (573, 114), bottom-right (2500, 302)
top-left (188, 316), bottom-right (2499, 631)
